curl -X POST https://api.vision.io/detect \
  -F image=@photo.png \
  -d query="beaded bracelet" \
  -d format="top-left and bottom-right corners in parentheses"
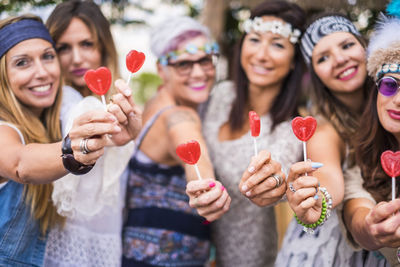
top-left (294, 186), bottom-right (332, 234)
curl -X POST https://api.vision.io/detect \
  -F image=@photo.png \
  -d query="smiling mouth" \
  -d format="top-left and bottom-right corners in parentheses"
top-left (338, 67), bottom-right (357, 81)
top-left (31, 84), bottom-right (51, 92)
top-left (252, 65), bottom-right (270, 75)
top-left (190, 82), bottom-right (207, 91)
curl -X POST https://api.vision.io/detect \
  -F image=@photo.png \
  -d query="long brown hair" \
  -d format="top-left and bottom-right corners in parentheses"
top-left (307, 13), bottom-right (373, 149)
top-left (355, 87), bottom-right (398, 202)
top-left (229, 0), bottom-right (306, 132)
top-left (46, 0), bottom-right (120, 98)
top-left (0, 14), bottom-right (64, 234)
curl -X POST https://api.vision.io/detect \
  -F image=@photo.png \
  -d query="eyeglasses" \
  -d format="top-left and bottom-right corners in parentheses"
top-left (377, 76), bottom-right (400, 97)
top-left (168, 55), bottom-right (215, 76)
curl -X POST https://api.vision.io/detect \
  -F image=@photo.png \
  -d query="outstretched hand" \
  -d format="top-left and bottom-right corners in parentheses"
top-left (107, 79), bottom-right (142, 145)
top-left (239, 150), bottom-right (286, 207)
top-left (363, 199), bottom-right (400, 248)
top-left (286, 161), bottom-right (321, 224)
top-left (186, 178), bottom-right (231, 222)
top-left (68, 110), bottom-right (121, 165)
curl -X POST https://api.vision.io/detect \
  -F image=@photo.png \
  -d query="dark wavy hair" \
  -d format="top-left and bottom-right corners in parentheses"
top-left (229, 0), bottom-right (306, 132)
top-left (306, 13), bottom-right (373, 147)
top-left (355, 87), bottom-right (399, 202)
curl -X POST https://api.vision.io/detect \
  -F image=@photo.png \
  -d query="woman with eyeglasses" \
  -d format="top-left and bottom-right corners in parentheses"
top-left (120, 16), bottom-right (230, 267)
top-left (342, 5), bottom-right (400, 265)
top-left (275, 13), bottom-right (385, 266)
top-left (186, 1), bottom-right (305, 266)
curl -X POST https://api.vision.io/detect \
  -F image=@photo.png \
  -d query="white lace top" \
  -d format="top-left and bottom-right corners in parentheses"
top-left (44, 86), bottom-right (134, 267)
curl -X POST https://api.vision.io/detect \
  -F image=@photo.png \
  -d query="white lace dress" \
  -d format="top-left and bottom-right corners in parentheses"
top-left (44, 86), bottom-right (134, 267)
top-left (202, 81), bottom-right (303, 267)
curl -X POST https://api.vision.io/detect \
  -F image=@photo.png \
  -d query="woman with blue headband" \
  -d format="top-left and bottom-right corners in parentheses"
top-left (0, 14), bottom-right (127, 266)
top-left (276, 12), bottom-right (387, 267)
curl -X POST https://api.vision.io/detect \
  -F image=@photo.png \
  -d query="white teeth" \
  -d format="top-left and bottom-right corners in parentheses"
top-left (32, 85), bottom-right (51, 92)
top-left (339, 67), bottom-right (355, 78)
top-left (190, 82), bottom-right (205, 87)
top-left (253, 65), bottom-right (268, 74)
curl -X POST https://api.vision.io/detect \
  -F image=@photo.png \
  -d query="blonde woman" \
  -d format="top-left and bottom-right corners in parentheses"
top-left (0, 14), bottom-right (121, 266)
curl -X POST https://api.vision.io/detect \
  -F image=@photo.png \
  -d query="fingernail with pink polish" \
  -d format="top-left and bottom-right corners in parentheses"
top-left (221, 185), bottom-right (225, 191)
top-left (202, 220), bottom-right (210, 225)
top-left (209, 182), bottom-right (216, 188)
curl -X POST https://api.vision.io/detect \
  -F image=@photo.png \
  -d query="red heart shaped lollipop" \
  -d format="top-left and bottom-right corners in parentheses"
top-left (249, 111), bottom-right (260, 137)
top-left (381, 150), bottom-right (400, 177)
top-left (126, 50), bottom-right (145, 73)
top-left (291, 116), bottom-right (317, 142)
top-left (176, 140), bottom-right (201, 165)
top-left (84, 67), bottom-right (112, 96)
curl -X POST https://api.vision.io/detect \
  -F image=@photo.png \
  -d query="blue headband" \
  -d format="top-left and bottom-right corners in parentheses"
top-left (0, 19), bottom-right (55, 59)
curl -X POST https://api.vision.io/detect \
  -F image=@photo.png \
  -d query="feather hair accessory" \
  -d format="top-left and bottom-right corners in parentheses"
top-left (387, 0), bottom-right (400, 18)
top-left (367, 1), bottom-right (400, 80)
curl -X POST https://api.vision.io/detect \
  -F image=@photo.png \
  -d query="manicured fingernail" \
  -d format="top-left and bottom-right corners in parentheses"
top-left (246, 191), bottom-right (251, 197)
top-left (129, 112), bottom-right (136, 118)
top-left (202, 220), bottom-right (210, 225)
top-left (248, 166), bottom-right (255, 173)
top-left (209, 182), bottom-right (215, 188)
top-left (124, 89), bottom-right (132, 96)
top-left (221, 185), bottom-right (225, 191)
top-left (314, 194), bottom-right (319, 200)
top-left (311, 162), bottom-right (324, 169)
top-left (242, 185), bottom-right (248, 191)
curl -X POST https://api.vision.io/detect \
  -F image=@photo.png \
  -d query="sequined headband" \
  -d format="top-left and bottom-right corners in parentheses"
top-left (300, 15), bottom-right (360, 65)
top-left (241, 17), bottom-right (301, 44)
top-left (0, 19), bottom-right (55, 59)
top-left (158, 41), bottom-right (219, 66)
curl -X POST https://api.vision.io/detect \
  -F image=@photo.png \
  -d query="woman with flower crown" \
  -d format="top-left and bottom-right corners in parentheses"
top-left (186, 1), bottom-right (305, 266)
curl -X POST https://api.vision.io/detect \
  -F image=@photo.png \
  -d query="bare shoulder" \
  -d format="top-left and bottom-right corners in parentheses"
top-left (163, 106), bottom-right (200, 130)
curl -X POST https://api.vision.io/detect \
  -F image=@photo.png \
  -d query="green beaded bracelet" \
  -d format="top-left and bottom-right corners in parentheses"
top-left (294, 190), bottom-right (331, 234)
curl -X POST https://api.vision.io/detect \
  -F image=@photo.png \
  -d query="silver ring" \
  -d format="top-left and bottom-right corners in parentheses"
top-left (271, 173), bottom-right (283, 188)
top-left (80, 138), bottom-right (91, 154)
top-left (288, 182), bottom-right (296, 193)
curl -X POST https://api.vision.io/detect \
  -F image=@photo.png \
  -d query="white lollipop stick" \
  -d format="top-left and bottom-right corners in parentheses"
top-left (253, 138), bottom-right (258, 157)
top-left (101, 95), bottom-right (107, 111)
top-left (194, 164), bottom-right (202, 180)
top-left (126, 72), bottom-right (132, 85)
top-left (392, 177), bottom-right (396, 201)
top-left (303, 141), bottom-right (308, 176)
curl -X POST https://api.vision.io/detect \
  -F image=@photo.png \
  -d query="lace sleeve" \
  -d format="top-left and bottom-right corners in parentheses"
top-left (52, 96), bottom-right (134, 219)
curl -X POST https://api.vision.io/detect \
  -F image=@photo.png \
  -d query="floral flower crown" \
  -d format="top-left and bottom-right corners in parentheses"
top-left (159, 41), bottom-right (220, 66)
top-left (241, 17), bottom-right (301, 44)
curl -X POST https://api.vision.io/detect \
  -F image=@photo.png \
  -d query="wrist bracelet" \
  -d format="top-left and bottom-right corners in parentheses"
top-left (294, 186), bottom-right (332, 234)
top-left (61, 134), bottom-right (94, 175)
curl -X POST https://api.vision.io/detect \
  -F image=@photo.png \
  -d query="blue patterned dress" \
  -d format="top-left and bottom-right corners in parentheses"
top-left (122, 107), bottom-right (210, 267)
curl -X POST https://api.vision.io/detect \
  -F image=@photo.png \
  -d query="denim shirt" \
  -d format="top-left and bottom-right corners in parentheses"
top-left (0, 122), bottom-right (46, 266)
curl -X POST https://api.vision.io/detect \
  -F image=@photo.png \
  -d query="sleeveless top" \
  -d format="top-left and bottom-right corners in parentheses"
top-left (122, 106), bottom-right (210, 267)
top-left (0, 122), bottom-right (46, 267)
